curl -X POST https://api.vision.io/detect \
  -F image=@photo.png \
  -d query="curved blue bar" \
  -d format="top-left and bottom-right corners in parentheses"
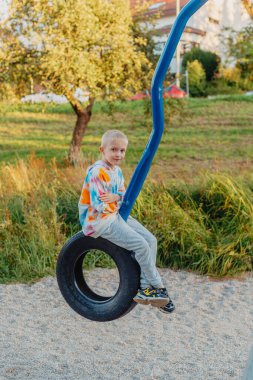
top-left (119, 0), bottom-right (208, 220)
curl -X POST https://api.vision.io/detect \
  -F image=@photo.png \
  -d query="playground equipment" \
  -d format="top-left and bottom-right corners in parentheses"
top-left (56, 0), bottom-right (209, 322)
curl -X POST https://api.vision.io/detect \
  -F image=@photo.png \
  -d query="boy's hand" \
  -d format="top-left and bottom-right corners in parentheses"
top-left (99, 192), bottom-right (120, 203)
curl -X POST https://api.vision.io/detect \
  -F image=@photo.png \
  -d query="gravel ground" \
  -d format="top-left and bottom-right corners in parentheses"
top-left (0, 269), bottom-right (253, 380)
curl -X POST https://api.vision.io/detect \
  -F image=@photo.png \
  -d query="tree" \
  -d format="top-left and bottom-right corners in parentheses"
top-left (241, 0), bottom-right (253, 19)
top-left (182, 60), bottom-right (206, 97)
top-left (1, 0), bottom-right (151, 164)
top-left (187, 60), bottom-right (206, 85)
top-left (131, 1), bottom-right (174, 85)
top-left (219, 67), bottom-right (241, 86)
top-left (0, 23), bottom-right (34, 99)
top-left (182, 48), bottom-right (220, 81)
top-left (131, 0), bottom-right (160, 69)
top-left (225, 26), bottom-right (253, 81)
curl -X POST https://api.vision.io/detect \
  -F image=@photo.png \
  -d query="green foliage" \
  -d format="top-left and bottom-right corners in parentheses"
top-left (56, 186), bottom-right (80, 236)
top-left (182, 60), bottom-right (207, 97)
top-left (238, 77), bottom-right (253, 91)
top-left (131, 0), bottom-right (159, 79)
top-left (219, 67), bottom-right (241, 86)
top-left (142, 97), bottom-right (187, 128)
top-left (182, 47), bottom-right (221, 81)
top-left (131, 0), bottom-right (175, 85)
top-left (187, 60), bottom-right (206, 85)
top-left (0, 82), bottom-right (18, 102)
top-left (225, 26), bottom-right (253, 80)
top-left (205, 79), bottom-right (243, 96)
top-left (1, 158), bottom-right (252, 283)
top-left (0, 159), bottom-right (66, 283)
top-left (2, 0), bottom-right (151, 103)
top-left (0, 0), bottom-right (153, 163)
top-left (133, 178), bottom-right (253, 276)
top-left (214, 64), bottom-right (253, 93)
top-left (83, 250), bottom-right (116, 270)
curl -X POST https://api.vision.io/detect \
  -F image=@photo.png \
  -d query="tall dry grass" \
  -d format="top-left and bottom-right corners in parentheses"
top-left (0, 158), bottom-right (252, 283)
top-left (133, 178), bottom-right (253, 276)
top-left (0, 157), bottom-right (66, 282)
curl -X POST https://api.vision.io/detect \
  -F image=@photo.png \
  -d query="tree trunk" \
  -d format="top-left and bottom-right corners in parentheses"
top-left (68, 98), bottom-right (94, 165)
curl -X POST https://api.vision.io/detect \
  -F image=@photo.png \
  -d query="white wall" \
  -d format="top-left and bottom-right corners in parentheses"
top-left (151, 0), bottom-right (252, 72)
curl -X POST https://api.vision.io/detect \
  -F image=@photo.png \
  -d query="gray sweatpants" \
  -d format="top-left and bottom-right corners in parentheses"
top-left (100, 214), bottom-right (164, 289)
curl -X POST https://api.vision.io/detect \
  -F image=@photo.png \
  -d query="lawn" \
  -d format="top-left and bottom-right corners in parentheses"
top-left (1, 95), bottom-right (253, 281)
top-left (0, 95), bottom-right (253, 184)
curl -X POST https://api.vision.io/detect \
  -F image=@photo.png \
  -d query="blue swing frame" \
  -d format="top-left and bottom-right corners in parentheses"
top-left (119, 0), bottom-right (208, 221)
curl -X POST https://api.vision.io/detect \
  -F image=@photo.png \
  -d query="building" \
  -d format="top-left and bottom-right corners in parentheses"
top-left (130, 0), bottom-right (252, 73)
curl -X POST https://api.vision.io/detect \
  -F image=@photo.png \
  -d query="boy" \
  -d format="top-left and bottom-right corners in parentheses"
top-left (78, 130), bottom-right (175, 313)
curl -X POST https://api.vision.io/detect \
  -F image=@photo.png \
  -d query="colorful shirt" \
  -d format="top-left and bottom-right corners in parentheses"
top-left (78, 160), bottom-right (126, 237)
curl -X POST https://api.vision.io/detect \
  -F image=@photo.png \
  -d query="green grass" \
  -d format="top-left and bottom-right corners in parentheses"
top-left (0, 158), bottom-right (252, 283)
top-left (0, 95), bottom-right (253, 183)
top-left (0, 96), bottom-right (253, 282)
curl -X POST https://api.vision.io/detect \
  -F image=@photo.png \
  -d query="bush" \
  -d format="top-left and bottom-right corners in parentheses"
top-left (181, 60), bottom-right (207, 97)
top-left (206, 65), bottom-right (253, 95)
top-left (238, 77), bottom-right (253, 91)
top-left (219, 67), bottom-right (241, 86)
top-left (205, 80), bottom-right (243, 96)
top-left (182, 47), bottom-right (221, 81)
top-left (143, 96), bottom-right (187, 126)
top-left (187, 60), bottom-right (206, 85)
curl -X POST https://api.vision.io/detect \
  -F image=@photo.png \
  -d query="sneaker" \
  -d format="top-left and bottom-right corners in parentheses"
top-left (133, 287), bottom-right (169, 307)
top-left (159, 299), bottom-right (175, 314)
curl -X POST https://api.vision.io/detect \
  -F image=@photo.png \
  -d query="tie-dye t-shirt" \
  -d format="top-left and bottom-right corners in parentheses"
top-left (78, 160), bottom-right (126, 237)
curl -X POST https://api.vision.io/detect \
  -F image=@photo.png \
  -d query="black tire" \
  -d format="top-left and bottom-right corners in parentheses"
top-left (56, 231), bottom-right (140, 322)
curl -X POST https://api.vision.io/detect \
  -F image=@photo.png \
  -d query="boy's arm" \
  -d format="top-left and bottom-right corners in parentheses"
top-left (100, 193), bottom-right (121, 203)
top-left (117, 169), bottom-right (126, 202)
top-left (117, 186), bottom-right (125, 201)
top-left (89, 172), bottom-right (118, 214)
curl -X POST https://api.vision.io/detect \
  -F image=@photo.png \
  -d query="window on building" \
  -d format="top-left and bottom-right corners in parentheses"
top-left (181, 41), bottom-right (200, 54)
top-left (208, 17), bottom-right (219, 25)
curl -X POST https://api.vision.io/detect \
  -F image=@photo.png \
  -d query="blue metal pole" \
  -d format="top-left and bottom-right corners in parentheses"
top-left (119, 0), bottom-right (208, 220)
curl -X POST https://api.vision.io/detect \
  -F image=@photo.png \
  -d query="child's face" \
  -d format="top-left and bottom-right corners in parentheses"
top-left (99, 138), bottom-right (127, 168)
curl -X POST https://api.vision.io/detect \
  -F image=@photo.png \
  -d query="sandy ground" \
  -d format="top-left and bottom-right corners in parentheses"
top-left (0, 269), bottom-right (253, 380)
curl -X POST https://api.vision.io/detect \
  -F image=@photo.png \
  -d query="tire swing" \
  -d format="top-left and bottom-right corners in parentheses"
top-left (56, 0), bottom-right (208, 322)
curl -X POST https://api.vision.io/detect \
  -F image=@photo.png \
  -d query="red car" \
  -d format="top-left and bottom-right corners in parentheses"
top-left (163, 85), bottom-right (186, 98)
top-left (130, 86), bottom-right (186, 100)
top-left (129, 90), bottom-right (150, 100)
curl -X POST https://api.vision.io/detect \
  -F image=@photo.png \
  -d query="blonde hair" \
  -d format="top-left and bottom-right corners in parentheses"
top-left (101, 130), bottom-right (128, 147)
